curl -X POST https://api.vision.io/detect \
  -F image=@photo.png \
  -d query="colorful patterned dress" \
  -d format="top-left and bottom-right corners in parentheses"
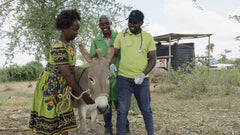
top-left (29, 40), bottom-right (77, 134)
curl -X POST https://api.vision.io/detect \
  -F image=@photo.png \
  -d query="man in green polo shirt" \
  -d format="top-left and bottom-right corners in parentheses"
top-left (90, 15), bottom-right (129, 135)
top-left (110, 10), bottom-right (156, 135)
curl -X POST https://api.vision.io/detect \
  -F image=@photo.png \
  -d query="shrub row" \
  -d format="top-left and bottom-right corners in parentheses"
top-left (0, 61), bottom-right (44, 83)
top-left (166, 61), bottom-right (240, 99)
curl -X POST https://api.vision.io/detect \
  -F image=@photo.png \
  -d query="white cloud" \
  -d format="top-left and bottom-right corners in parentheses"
top-left (144, 23), bottom-right (168, 36)
top-left (147, 0), bottom-right (240, 59)
top-left (229, 5), bottom-right (240, 15)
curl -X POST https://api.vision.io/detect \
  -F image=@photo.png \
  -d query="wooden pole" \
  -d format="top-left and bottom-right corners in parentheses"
top-left (208, 36), bottom-right (211, 73)
top-left (168, 36), bottom-right (172, 72)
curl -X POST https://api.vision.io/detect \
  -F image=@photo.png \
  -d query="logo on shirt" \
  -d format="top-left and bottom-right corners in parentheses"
top-left (98, 47), bottom-right (103, 52)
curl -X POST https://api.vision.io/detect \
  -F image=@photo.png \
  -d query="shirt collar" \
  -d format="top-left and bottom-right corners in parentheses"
top-left (125, 28), bottom-right (142, 37)
top-left (102, 32), bottom-right (112, 39)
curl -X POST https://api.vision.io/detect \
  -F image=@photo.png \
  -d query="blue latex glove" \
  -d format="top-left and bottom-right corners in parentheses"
top-left (134, 73), bottom-right (145, 84)
top-left (110, 64), bottom-right (117, 77)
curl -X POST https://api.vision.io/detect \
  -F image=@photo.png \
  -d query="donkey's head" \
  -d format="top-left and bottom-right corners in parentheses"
top-left (79, 45), bottom-right (114, 114)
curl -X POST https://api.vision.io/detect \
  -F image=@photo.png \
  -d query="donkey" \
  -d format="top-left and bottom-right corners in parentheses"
top-left (73, 45), bottom-right (114, 134)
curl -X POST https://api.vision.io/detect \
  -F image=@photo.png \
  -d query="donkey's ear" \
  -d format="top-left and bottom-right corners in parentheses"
top-left (93, 50), bottom-right (99, 58)
top-left (79, 44), bottom-right (92, 63)
top-left (104, 45), bottom-right (114, 62)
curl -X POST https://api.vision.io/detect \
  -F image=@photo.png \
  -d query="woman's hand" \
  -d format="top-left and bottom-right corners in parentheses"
top-left (59, 65), bottom-right (94, 104)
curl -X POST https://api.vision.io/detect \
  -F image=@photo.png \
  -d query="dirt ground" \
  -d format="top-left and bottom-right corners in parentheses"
top-left (0, 81), bottom-right (240, 135)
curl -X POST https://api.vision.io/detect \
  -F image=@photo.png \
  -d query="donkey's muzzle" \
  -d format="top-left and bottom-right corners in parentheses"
top-left (95, 96), bottom-right (109, 114)
top-left (97, 104), bottom-right (110, 114)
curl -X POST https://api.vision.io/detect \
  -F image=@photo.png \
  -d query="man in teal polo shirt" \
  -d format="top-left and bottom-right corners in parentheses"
top-left (90, 15), bottom-right (129, 135)
top-left (110, 10), bottom-right (156, 135)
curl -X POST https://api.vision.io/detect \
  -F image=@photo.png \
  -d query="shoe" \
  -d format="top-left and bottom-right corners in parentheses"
top-left (125, 126), bottom-right (130, 135)
top-left (104, 127), bottom-right (113, 135)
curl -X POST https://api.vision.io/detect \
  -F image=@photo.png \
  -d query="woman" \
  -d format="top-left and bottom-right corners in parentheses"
top-left (29, 9), bottom-right (94, 135)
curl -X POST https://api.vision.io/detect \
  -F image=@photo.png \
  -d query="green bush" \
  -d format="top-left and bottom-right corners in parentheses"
top-left (168, 64), bottom-right (210, 99)
top-left (234, 58), bottom-right (240, 70)
top-left (164, 61), bottom-right (240, 99)
top-left (208, 69), bottom-right (240, 96)
top-left (0, 61), bottom-right (44, 83)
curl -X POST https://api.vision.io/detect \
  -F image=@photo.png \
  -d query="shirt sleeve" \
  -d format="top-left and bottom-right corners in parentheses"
top-left (50, 42), bottom-right (69, 65)
top-left (114, 34), bottom-right (121, 49)
top-left (148, 35), bottom-right (156, 52)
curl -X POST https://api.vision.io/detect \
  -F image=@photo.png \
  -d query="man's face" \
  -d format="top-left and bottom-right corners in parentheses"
top-left (128, 19), bottom-right (142, 34)
top-left (99, 17), bottom-right (112, 35)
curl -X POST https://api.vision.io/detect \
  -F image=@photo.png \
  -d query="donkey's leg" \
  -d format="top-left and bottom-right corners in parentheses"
top-left (78, 105), bottom-right (88, 134)
top-left (90, 108), bottom-right (98, 131)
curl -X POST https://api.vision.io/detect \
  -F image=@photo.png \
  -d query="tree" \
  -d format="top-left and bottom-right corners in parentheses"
top-left (204, 43), bottom-right (215, 56)
top-left (192, 0), bottom-right (203, 10)
top-left (218, 49), bottom-right (231, 63)
top-left (0, 0), bottom-right (131, 64)
top-left (230, 15), bottom-right (240, 52)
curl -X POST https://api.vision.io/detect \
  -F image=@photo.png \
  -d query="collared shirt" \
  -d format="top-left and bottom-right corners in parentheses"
top-left (90, 31), bottom-right (117, 57)
top-left (102, 32), bottom-right (112, 45)
top-left (114, 29), bottom-right (156, 78)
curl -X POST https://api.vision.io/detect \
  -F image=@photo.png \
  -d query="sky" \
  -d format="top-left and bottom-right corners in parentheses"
top-left (115, 0), bottom-right (240, 59)
top-left (1, 0), bottom-right (240, 68)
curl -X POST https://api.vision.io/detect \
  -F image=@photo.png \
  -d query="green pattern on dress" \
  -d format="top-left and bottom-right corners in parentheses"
top-left (29, 40), bottom-right (77, 134)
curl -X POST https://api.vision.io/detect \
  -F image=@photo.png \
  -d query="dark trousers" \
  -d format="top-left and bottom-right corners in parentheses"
top-left (104, 100), bottom-right (129, 128)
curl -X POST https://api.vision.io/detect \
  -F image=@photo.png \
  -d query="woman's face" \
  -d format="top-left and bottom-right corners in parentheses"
top-left (63, 20), bottom-right (80, 41)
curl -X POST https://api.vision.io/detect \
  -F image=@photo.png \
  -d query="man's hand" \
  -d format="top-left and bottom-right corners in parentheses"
top-left (110, 64), bottom-right (117, 77)
top-left (134, 73), bottom-right (145, 84)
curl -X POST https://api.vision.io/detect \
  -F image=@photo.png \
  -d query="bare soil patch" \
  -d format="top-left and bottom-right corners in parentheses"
top-left (0, 81), bottom-right (240, 135)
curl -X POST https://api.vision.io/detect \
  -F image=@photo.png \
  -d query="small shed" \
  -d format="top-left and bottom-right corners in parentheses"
top-left (153, 33), bottom-right (213, 72)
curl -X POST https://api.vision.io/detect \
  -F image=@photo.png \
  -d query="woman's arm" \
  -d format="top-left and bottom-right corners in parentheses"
top-left (59, 65), bottom-right (94, 104)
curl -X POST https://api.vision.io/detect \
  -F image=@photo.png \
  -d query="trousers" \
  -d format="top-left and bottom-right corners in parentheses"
top-left (116, 75), bottom-right (154, 135)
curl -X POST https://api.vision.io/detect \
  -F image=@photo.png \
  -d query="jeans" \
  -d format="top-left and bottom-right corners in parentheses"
top-left (116, 76), bottom-right (154, 135)
top-left (104, 100), bottom-right (130, 128)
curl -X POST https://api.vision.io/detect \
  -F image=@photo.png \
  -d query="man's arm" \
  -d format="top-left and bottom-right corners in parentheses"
top-left (110, 48), bottom-right (120, 65)
top-left (109, 48), bottom-right (120, 77)
top-left (143, 50), bottom-right (156, 75)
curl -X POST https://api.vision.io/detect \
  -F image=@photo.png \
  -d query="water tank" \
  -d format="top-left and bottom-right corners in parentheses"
top-left (156, 42), bottom-right (169, 57)
top-left (171, 43), bottom-right (195, 70)
top-left (155, 42), bottom-right (195, 70)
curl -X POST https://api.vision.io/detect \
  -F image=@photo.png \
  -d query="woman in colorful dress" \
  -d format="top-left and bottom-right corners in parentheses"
top-left (29, 9), bottom-right (94, 135)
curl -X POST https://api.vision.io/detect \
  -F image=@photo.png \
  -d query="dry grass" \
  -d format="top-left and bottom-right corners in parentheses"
top-left (0, 81), bottom-right (240, 135)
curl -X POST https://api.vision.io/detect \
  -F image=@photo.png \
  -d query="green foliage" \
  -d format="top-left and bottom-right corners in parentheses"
top-left (234, 58), bottom-right (240, 69)
top-left (165, 59), bottom-right (240, 99)
top-left (0, 0), bottom-right (132, 64)
top-left (230, 15), bottom-right (240, 51)
top-left (0, 61), bottom-right (44, 82)
top-left (208, 69), bottom-right (240, 96)
top-left (218, 49), bottom-right (232, 63)
top-left (168, 63), bottom-right (209, 99)
top-left (204, 43), bottom-right (215, 56)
